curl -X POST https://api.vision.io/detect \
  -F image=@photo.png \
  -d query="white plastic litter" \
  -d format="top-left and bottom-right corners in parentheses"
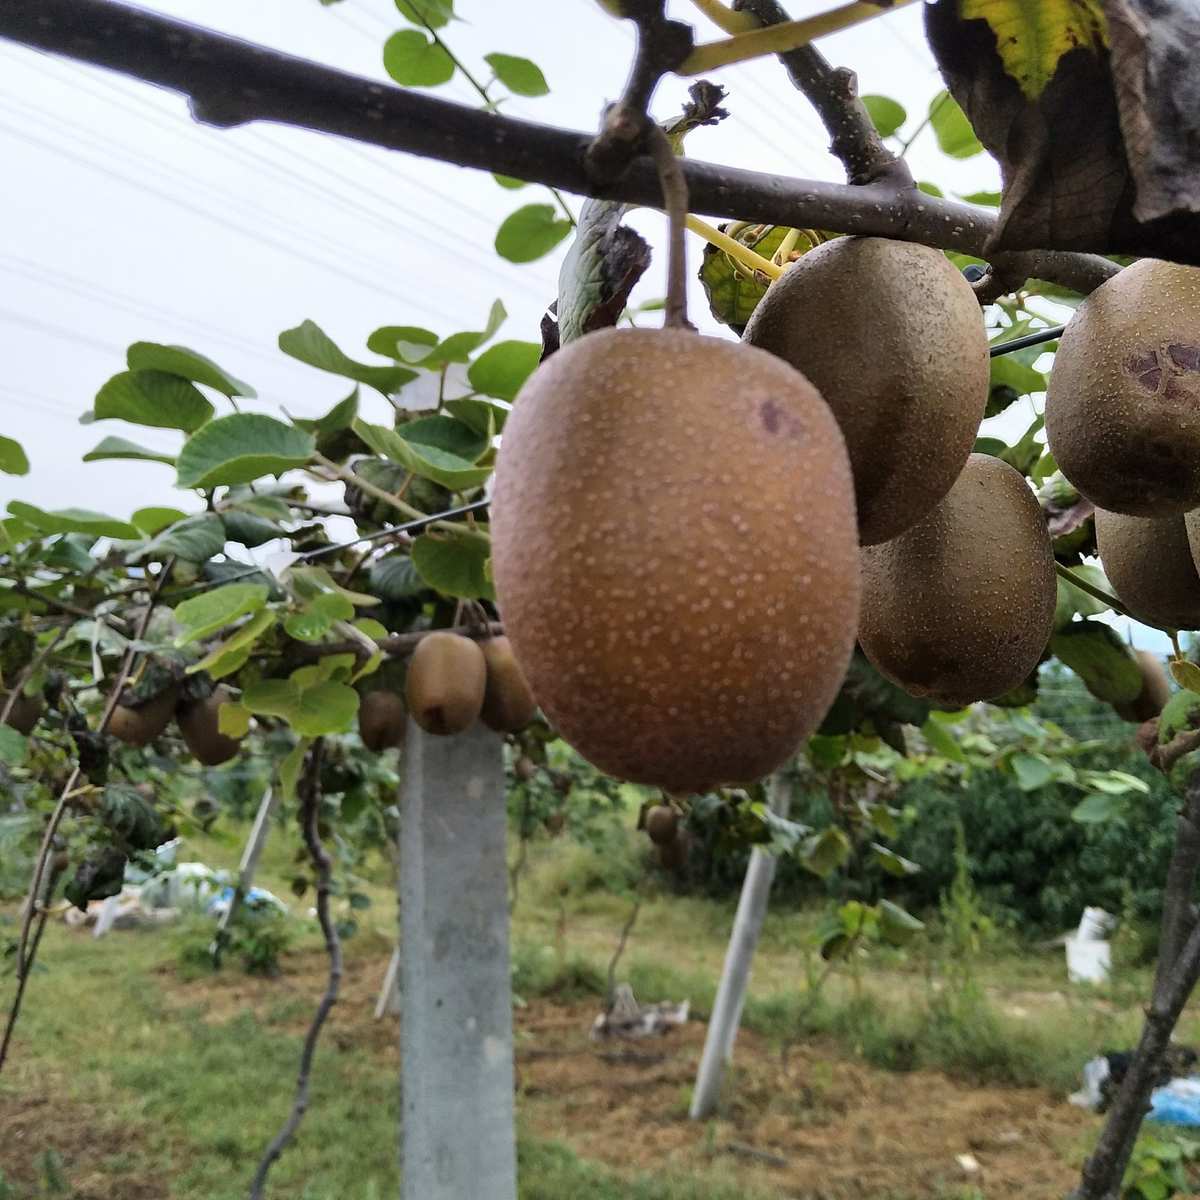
top-left (1070, 1056), bottom-right (1112, 1109)
top-left (1066, 906), bottom-right (1115, 984)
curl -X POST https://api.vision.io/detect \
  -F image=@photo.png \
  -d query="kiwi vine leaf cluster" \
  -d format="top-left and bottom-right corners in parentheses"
top-left (3, 2), bottom-right (1200, 1188)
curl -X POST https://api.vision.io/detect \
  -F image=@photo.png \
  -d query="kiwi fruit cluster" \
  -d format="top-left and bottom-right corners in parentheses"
top-left (108, 676), bottom-right (245, 766)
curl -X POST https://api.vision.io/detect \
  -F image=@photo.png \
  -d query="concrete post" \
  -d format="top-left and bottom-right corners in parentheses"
top-left (689, 773), bottom-right (792, 1120)
top-left (398, 720), bottom-right (516, 1200)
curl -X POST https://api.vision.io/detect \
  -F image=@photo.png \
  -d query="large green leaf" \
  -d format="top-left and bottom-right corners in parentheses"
top-left (495, 204), bottom-right (572, 264)
top-left (137, 512), bottom-right (227, 563)
top-left (799, 825), bottom-right (851, 879)
top-left (401, 415), bottom-right (488, 462)
top-left (83, 436), bottom-right (175, 467)
top-left (131, 507), bottom-right (187, 536)
top-left (921, 716), bottom-right (966, 763)
top-left (861, 94), bottom-right (906, 137)
top-left (352, 419), bottom-right (491, 490)
top-left (929, 90), bottom-right (983, 158)
top-left (93, 370), bottom-right (214, 433)
top-left (0, 725), bottom-right (28, 766)
top-left (1050, 620), bottom-right (1142, 704)
top-left (1010, 752), bottom-right (1056, 792)
top-left (484, 53), bottom-right (549, 97)
top-left (176, 414), bottom-right (315, 489)
top-left (383, 29), bottom-right (455, 86)
top-left (293, 389), bottom-right (359, 435)
top-left (878, 898), bottom-right (925, 946)
top-left (126, 342), bottom-right (255, 398)
top-left (174, 583), bottom-right (269, 645)
top-left (242, 675), bottom-right (359, 737)
top-left (6, 501), bottom-right (138, 541)
top-left (410, 533), bottom-right (494, 599)
top-left (467, 340), bottom-right (540, 402)
top-left (959, 0), bottom-right (1108, 100)
top-left (370, 554), bottom-right (426, 600)
top-left (278, 321), bottom-right (418, 397)
top-left (0, 435), bottom-right (29, 476)
top-left (187, 609), bottom-right (278, 678)
top-left (1072, 792), bottom-right (1126, 824)
top-left (365, 325), bottom-right (439, 363)
top-left (871, 844), bottom-right (921, 878)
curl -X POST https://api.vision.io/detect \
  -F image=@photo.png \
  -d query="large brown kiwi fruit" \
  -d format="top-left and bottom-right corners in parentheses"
top-left (177, 685), bottom-right (243, 766)
top-left (405, 632), bottom-right (487, 736)
top-left (109, 684), bottom-right (180, 747)
top-left (859, 453), bottom-right (1056, 706)
top-left (359, 690), bottom-right (407, 751)
top-left (1115, 651), bottom-right (1171, 723)
top-left (742, 237), bottom-right (988, 545)
top-left (1, 690), bottom-right (42, 735)
top-left (490, 327), bottom-right (859, 795)
top-left (645, 805), bottom-right (679, 847)
top-left (479, 637), bottom-right (536, 733)
top-left (1094, 509), bottom-right (1200, 631)
top-left (1045, 260), bottom-right (1200, 516)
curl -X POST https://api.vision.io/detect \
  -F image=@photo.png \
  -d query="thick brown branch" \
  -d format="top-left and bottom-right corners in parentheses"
top-left (250, 740), bottom-right (341, 1198)
top-left (0, 0), bottom-right (1117, 293)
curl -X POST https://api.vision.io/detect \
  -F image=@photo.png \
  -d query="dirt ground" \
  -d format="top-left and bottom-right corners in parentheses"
top-left (152, 947), bottom-right (1096, 1200)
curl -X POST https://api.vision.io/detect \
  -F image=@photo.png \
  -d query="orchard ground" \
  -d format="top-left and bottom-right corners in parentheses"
top-left (3, 823), bottom-right (1199, 1200)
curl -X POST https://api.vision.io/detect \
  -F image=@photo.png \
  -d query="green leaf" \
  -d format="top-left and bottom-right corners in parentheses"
top-left (1172, 659), bottom-right (1200, 694)
top-left (929, 89), bottom-right (983, 158)
top-left (218, 700), bottom-right (252, 738)
top-left (369, 554), bottom-right (426, 600)
top-left (293, 389), bottom-right (359, 434)
top-left (998, 413), bottom-right (1045, 475)
top-left (1010, 752), bottom-right (1056, 792)
top-left (467, 340), bottom-right (540, 402)
top-left (279, 737), bottom-right (309, 803)
top-left (94, 370), bottom-right (214, 433)
top-left (6, 501), bottom-right (139, 541)
top-left (1081, 769), bottom-right (1149, 795)
top-left (383, 29), bottom-right (455, 87)
top-left (871, 843), bottom-right (921, 877)
top-left (365, 326), bottom-right (439, 363)
top-left (0, 435), bottom-right (29, 476)
top-left (284, 592), bottom-right (355, 643)
top-left (42, 536), bottom-right (95, 574)
top-left (243, 676), bottom-right (359, 737)
top-left (188, 609), bottom-right (278, 678)
top-left (411, 533), bottom-right (494, 599)
top-left (0, 725), bottom-right (28, 766)
top-left (82, 436), bottom-right (175, 467)
top-left (400, 415), bottom-right (489, 462)
top-left (131, 507), bottom-right (187, 536)
top-left (174, 583), bottom-right (269, 645)
top-left (990, 353), bottom-right (1045, 399)
top-left (878, 898), bottom-right (925, 946)
top-left (920, 716), bottom-right (967, 763)
top-left (444, 397), bottom-right (509, 436)
top-left (916, 180), bottom-right (945, 197)
top-left (493, 173), bottom-right (527, 190)
top-left (495, 204), bottom-right (572, 264)
top-left (176, 414), bottom-right (315, 489)
top-left (1051, 621), bottom-right (1142, 704)
top-left (137, 512), bottom-right (227, 563)
top-left (422, 301), bottom-right (507, 366)
top-left (860, 94), bottom-right (906, 137)
top-left (126, 342), bottom-right (255, 398)
top-left (1072, 792), bottom-right (1127, 824)
top-left (484, 53), bottom-right (549, 97)
top-left (352, 418), bottom-right (491, 490)
top-left (961, 190), bottom-right (1002, 206)
top-left (1055, 564), bottom-right (1112, 626)
top-left (698, 224), bottom-right (791, 332)
top-left (394, 0), bottom-right (453, 28)
top-left (278, 320), bottom-right (418, 397)
top-left (799, 825), bottom-right (851, 879)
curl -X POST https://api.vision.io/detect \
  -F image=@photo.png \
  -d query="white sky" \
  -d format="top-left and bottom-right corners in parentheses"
top-left (0, 0), bottom-right (1165, 652)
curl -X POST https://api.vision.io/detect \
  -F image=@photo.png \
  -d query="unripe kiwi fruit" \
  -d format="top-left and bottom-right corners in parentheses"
top-left (177, 685), bottom-right (243, 766)
top-left (479, 637), bottom-right (536, 733)
top-left (1094, 509), bottom-right (1200, 631)
top-left (359, 690), bottom-right (407, 751)
top-left (859, 454), bottom-right (1056, 706)
top-left (1114, 651), bottom-right (1171, 724)
top-left (405, 632), bottom-right (487, 736)
top-left (742, 237), bottom-right (988, 545)
top-left (645, 805), bottom-right (679, 847)
top-left (109, 684), bottom-right (180, 747)
top-left (1046, 260), bottom-right (1200, 516)
top-left (1, 691), bottom-right (42, 736)
top-left (490, 326), bottom-right (859, 795)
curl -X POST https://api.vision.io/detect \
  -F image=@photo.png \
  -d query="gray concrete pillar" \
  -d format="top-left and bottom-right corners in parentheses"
top-left (398, 720), bottom-right (516, 1200)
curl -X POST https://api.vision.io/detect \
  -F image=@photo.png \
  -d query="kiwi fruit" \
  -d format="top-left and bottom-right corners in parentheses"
top-left (359, 690), bottom-right (407, 751)
top-left (405, 632), bottom-right (487, 736)
top-left (479, 637), bottom-right (536, 733)
top-left (490, 326), bottom-right (859, 795)
top-left (742, 237), bottom-right (988, 545)
top-left (657, 833), bottom-right (689, 872)
top-left (177, 685), bottom-right (243, 766)
top-left (1, 690), bottom-right (42, 735)
top-left (858, 453), bottom-right (1056, 706)
top-left (644, 805), bottom-right (679, 847)
top-left (1046, 260), bottom-right (1200, 516)
top-left (1115, 651), bottom-right (1171, 723)
top-left (1094, 509), bottom-right (1200, 631)
top-left (109, 683), bottom-right (180, 747)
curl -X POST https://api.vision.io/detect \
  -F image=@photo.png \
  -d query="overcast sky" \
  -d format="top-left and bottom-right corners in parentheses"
top-left (0, 0), bottom-right (1164, 653)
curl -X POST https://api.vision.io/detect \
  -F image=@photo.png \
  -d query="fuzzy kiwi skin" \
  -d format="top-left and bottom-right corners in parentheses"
top-left (645, 805), bottom-right (679, 847)
top-left (479, 637), bottom-right (536, 733)
top-left (405, 632), bottom-right (487, 736)
top-left (359, 690), bottom-right (407, 751)
top-left (177, 686), bottom-right (242, 766)
top-left (859, 453), bottom-right (1056, 706)
top-left (109, 684), bottom-right (180, 747)
top-left (1, 691), bottom-right (42, 736)
top-left (1115, 651), bottom-right (1171, 723)
top-left (490, 326), bottom-right (859, 795)
top-left (742, 237), bottom-right (988, 546)
top-left (1095, 509), bottom-right (1200, 631)
top-left (1046, 260), bottom-right (1200, 516)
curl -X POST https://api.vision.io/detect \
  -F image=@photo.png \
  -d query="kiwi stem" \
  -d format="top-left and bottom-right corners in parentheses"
top-left (311, 454), bottom-right (490, 547)
top-left (687, 0), bottom-right (757, 35)
top-left (771, 226), bottom-right (803, 267)
top-left (685, 215), bottom-right (782, 281)
top-left (1053, 563), bottom-right (1144, 627)
top-left (679, 0), bottom-right (917, 75)
top-left (647, 125), bottom-right (691, 330)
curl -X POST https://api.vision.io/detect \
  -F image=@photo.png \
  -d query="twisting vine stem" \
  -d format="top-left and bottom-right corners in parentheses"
top-left (249, 739), bottom-right (341, 1199)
